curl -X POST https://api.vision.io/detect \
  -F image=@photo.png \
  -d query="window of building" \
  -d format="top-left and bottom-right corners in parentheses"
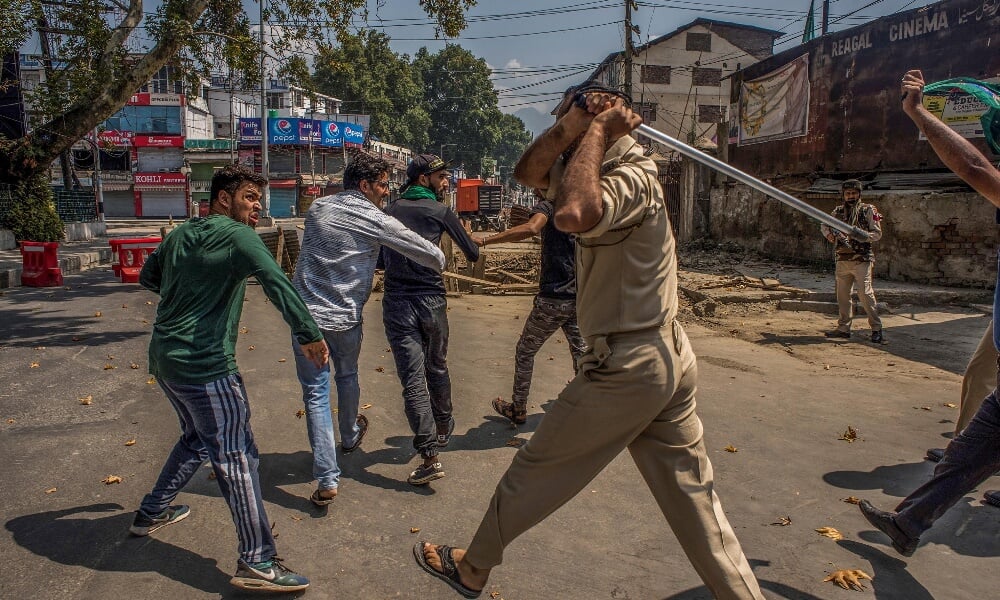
top-left (692, 67), bottom-right (722, 87)
top-left (150, 66), bottom-right (170, 94)
top-left (686, 32), bottom-right (712, 52)
top-left (640, 65), bottom-right (671, 85)
top-left (266, 93), bottom-right (283, 109)
top-left (698, 104), bottom-right (725, 123)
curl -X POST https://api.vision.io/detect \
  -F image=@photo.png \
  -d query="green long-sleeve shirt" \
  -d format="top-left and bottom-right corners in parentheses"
top-left (140, 215), bottom-right (322, 384)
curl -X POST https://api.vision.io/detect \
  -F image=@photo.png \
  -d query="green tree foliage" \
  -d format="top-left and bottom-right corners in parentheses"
top-left (313, 30), bottom-right (431, 151)
top-left (412, 44), bottom-right (511, 178)
top-left (493, 113), bottom-right (533, 184)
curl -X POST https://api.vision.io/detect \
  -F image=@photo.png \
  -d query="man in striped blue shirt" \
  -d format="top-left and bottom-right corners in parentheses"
top-left (292, 152), bottom-right (446, 506)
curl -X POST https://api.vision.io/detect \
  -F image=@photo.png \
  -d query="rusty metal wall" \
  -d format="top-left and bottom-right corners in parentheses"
top-left (729, 0), bottom-right (1000, 179)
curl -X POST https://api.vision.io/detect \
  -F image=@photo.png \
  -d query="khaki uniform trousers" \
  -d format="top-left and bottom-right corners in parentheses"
top-left (834, 260), bottom-right (882, 332)
top-left (957, 319), bottom-right (998, 433)
top-left (465, 321), bottom-right (763, 600)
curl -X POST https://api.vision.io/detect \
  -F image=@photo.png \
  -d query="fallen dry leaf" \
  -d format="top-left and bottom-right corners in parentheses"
top-left (71, 336), bottom-right (82, 342)
top-left (291, 515), bottom-right (302, 521)
top-left (102, 475), bottom-right (123, 485)
top-left (770, 516), bottom-right (792, 526)
top-left (240, 327), bottom-right (249, 334)
top-left (103, 364), bottom-right (116, 370)
top-left (943, 403), bottom-right (957, 408)
top-left (278, 358), bottom-right (287, 363)
top-left (815, 526), bottom-right (844, 540)
top-left (490, 593), bottom-right (501, 600)
top-left (838, 426), bottom-right (858, 443)
top-left (248, 345), bottom-right (256, 351)
top-left (724, 445), bottom-right (738, 453)
top-left (410, 527), bottom-right (420, 534)
top-left (107, 354), bottom-right (115, 360)
top-left (505, 438), bottom-right (526, 448)
top-left (146, 377), bottom-right (156, 385)
top-left (44, 487), bottom-right (58, 494)
top-left (121, 303), bottom-right (128, 309)
top-left (34, 345), bottom-right (45, 350)
top-left (146, 301), bottom-right (153, 305)
top-left (824, 569), bottom-right (872, 591)
top-left (361, 403), bottom-right (372, 410)
top-left (842, 496), bottom-right (861, 505)
top-left (208, 471), bottom-right (217, 480)
top-left (124, 438), bottom-right (136, 446)
top-left (30, 361), bottom-right (40, 368)
top-left (375, 366), bottom-right (385, 372)
top-left (6, 419), bottom-right (14, 424)
top-left (94, 311), bottom-right (102, 317)
top-left (79, 395), bottom-right (93, 405)
top-left (547, 356), bottom-right (554, 360)
top-left (823, 364), bottom-right (830, 370)
top-left (295, 409), bottom-right (306, 419)
top-left (129, 362), bottom-right (139, 369)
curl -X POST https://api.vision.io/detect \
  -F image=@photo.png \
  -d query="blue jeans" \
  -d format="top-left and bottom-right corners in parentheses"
top-left (895, 367), bottom-right (1000, 539)
top-left (382, 295), bottom-right (453, 459)
top-left (139, 373), bottom-right (276, 564)
top-left (292, 324), bottom-right (364, 490)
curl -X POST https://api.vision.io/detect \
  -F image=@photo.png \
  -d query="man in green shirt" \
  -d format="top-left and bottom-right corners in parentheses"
top-left (131, 165), bottom-right (328, 593)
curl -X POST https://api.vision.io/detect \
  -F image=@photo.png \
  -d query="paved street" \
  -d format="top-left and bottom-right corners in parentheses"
top-left (1, 265), bottom-right (997, 599)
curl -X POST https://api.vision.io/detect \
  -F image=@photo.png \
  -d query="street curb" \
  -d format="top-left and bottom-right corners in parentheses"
top-left (0, 247), bottom-right (113, 290)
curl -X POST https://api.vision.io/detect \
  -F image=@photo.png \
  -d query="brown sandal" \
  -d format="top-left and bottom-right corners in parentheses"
top-left (491, 397), bottom-right (526, 425)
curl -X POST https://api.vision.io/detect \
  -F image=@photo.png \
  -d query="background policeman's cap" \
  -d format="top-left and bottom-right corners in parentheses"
top-left (406, 154), bottom-right (450, 181)
top-left (841, 179), bottom-right (863, 191)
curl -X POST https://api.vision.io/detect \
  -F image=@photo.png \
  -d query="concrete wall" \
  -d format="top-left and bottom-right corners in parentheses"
top-left (0, 228), bottom-right (14, 250)
top-left (709, 184), bottom-right (999, 287)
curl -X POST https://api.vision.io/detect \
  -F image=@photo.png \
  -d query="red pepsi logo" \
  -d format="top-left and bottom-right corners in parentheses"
top-left (326, 122), bottom-right (339, 136)
top-left (275, 119), bottom-right (293, 134)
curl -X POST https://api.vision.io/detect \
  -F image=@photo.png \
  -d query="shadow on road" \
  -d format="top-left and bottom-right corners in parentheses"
top-left (836, 539), bottom-right (934, 599)
top-left (854, 497), bottom-right (1000, 559)
top-left (823, 460), bottom-right (935, 498)
top-left (657, 559), bottom-right (827, 600)
top-left (4, 503), bottom-right (229, 594)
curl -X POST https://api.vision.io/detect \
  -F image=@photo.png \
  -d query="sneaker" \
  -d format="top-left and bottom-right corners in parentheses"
top-left (408, 462), bottom-right (445, 485)
top-left (129, 505), bottom-right (190, 536)
top-left (858, 500), bottom-right (919, 557)
top-left (231, 557), bottom-right (309, 592)
top-left (984, 490), bottom-right (1000, 507)
top-left (436, 418), bottom-right (456, 447)
top-left (871, 330), bottom-right (884, 344)
top-left (341, 414), bottom-right (369, 454)
top-left (825, 330), bottom-right (851, 339)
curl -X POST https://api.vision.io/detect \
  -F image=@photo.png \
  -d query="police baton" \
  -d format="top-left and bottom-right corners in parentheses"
top-left (636, 124), bottom-right (871, 242)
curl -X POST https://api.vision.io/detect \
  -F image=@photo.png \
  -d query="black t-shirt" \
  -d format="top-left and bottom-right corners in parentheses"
top-left (532, 200), bottom-right (576, 299)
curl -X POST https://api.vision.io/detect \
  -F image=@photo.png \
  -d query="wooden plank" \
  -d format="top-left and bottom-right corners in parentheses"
top-left (442, 271), bottom-right (497, 286)
top-left (494, 269), bottom-right (534, 284)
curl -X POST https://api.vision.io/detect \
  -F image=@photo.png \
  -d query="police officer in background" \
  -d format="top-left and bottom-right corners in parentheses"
top-left (820, 179), bottom-right (885, 343)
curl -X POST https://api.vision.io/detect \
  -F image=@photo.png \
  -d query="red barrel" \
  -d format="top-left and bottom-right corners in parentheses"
top-left (111, 237), bottom-right (161, 283)
top-left (19, 241), bottom-right (63, 287)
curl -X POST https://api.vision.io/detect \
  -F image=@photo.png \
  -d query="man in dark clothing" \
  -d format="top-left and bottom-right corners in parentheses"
top-left (858, 69), bottom-right (1000, 557)
top-left (381, 153), bottom-right (480, 485)
top-left (133, 165), bottom-right (328, 592)
top-left (478, 192), bottom-right (586, 425)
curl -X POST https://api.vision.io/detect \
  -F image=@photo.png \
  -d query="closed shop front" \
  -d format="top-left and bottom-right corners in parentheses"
top-left (103, 190), bottom-right (136, 217)
top-left (140, 191), bottom-right (186, 218)
top-left (268, 183), bottom-right (298, 218)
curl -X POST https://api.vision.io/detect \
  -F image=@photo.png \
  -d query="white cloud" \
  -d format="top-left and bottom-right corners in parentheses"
top-left (504, 58), bottom-right (522, 69)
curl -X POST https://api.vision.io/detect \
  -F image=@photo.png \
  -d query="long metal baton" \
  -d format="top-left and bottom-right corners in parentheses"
top-left (636, 124), bottom-right (871, 241)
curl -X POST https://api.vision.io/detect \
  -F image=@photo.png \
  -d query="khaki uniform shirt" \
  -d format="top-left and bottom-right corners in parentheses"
top-left (547, 136), bottom-right (674, 340)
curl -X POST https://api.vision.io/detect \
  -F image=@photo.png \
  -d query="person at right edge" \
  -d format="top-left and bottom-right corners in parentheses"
top-left (820, 179), bottom-right (885, 343)
top-left (411, 83), bottom-right (764, 599)
top-left (381, 154), bottom-right (480, 485)
top-left (858, 69), bottom-right (1000, 559)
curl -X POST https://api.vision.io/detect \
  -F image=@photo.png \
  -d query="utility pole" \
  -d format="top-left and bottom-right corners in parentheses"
top-left (35, 8), bottom-right (73, 190)
top-left (259, 0), bottom-right (271, 222)
top-left (822, 0), bottom-right (830, 35)
top-left (624, 0), bottom-right (636, 96)
top-left (92, 127), bottom-right (104, 222)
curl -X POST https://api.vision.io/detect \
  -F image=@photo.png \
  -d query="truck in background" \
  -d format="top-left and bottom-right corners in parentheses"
top-left (455, 178), bottom-right (506, 232)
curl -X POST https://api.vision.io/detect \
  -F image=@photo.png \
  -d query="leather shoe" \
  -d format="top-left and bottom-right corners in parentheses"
top-left (341, 414), bottom-right (369, 454)
top-left (925, 448), bottom-right (945, 462)
top-left (859, 500), bottom-right (919, 557)
top-left (871, 330), bottom-right (884, 344)
top-left (985, 490), bottom-right (1000, 507)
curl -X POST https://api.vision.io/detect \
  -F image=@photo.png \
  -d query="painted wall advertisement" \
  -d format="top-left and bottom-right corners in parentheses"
top-left (238, 118), bottom-right (364, 147)
top-left (919, 78), bottom-right (1000, 142)
top-left (739, 54), bottom-right (810, 146)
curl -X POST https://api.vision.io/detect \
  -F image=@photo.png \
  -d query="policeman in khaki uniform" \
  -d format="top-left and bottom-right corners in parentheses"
top-left (820, 179), bottom-right (885, 343)
top-left (413, 83), bottom-right (763, 599)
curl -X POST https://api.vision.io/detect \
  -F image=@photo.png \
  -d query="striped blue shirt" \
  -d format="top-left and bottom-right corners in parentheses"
top-left (293, 190), bottom-right (446, 331)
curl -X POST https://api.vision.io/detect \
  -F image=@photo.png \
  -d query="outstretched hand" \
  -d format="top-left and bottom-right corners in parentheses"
top-left (901, 69), bottom-right (926, 116)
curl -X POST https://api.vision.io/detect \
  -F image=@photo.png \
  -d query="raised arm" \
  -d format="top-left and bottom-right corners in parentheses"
top-left (478, 213), bottom-right (546, 247)
top-left (902, 70), bottom-right (1000, 208)
top-left (514, 105), bottom-right (593, 190)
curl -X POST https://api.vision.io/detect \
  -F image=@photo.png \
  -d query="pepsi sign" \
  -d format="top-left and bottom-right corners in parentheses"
top-left (321, 121), bottom-right (342, 147)
top-left (269, 118), bottom-right (297, 144)
top-left (342, 123), bottom-right (365, 146)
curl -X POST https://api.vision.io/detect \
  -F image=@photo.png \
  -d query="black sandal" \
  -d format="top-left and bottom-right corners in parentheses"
top-left (491, 397), bottom-right (526, 425)
top-left (412, 542), bottom-right (482, 598)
